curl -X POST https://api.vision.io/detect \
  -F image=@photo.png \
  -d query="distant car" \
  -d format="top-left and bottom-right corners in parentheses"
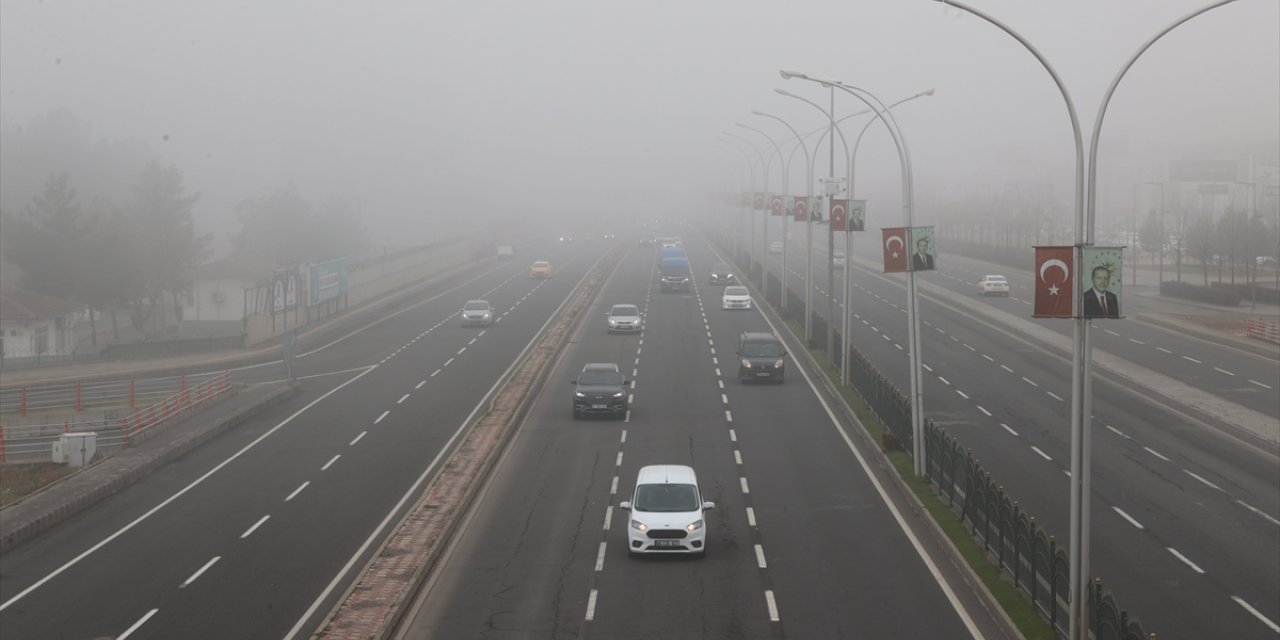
top-left (737, 331), bottom-right (786, 383)
top-left (832, 252), bottom-right (846, 267)
top-left (530, 260), bottom-right (553, 278)
top-left (603, 232), bottom-right (616, 239)
top-left (721, 285), bottom-right (752, 310)
top-left (606, 303), bottom-right (643, 334)
top-left (619, 464), bottom-right (715, 556)
top-left (978, 274), bottom-right (1010, 296)
top-left (559, 235), bottom-right (573, 242)
top-left (460, 299), bottom-right (494, 326)
top-left (769, 240), bottom-right (783, 254)
top-left (571, 362), bottom-right (629, 419)
top-left (709, 262), bottom-right (734, 285)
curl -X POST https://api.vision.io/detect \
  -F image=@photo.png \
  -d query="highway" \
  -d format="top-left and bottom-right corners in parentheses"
top-left (750, 219), bottom-right (1280, 639)
top-left (396, 231), bottom-right (992, 639)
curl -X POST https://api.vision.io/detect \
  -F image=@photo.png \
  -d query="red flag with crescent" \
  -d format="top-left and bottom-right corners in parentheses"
top-left (1034, 246), bottom-right (1074, 318)
top-left (770, 194), bottom-right (785, 216)
top-left (830, 199), bottom-right (848, 232)
top-left (882, 227), bottom-right (908, 273)
top-left (791, 196), bottom-right (808, 222)
top-left (753, 192), bottom-right (766, 210)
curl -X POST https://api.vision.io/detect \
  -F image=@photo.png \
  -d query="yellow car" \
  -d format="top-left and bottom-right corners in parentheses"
top-left (529, 260), bottom-right (553, 278)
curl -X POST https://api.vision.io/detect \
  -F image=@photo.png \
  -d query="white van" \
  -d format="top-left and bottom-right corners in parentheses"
top-left (619, 465), bottom-right (715, 556)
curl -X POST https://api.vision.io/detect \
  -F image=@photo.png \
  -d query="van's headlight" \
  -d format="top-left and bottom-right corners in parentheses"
top-left (686, 519), bottom-right (704, 532)
top-left (741, 359), bottom-right (752, 368)
top-left (612, 391), bottom-right (625, 398)
top-left (608, 318), bottom-right (617, 326)
top-left (631, 520), bottom-right (648, 532)
top-left (774, 359), bottom-right (784, 367)
top-left (575, 391), bottom-right (586, 397)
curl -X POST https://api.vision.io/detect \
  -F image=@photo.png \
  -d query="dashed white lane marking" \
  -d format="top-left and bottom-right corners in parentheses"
top-left (740, 477), bottom-right (750, 494)
top-left (1232, 596), bottom-right (1280, 633)
top-left (1128, 338), bottom-right (1145, 345)
top-left (1030, 446), bottom-right (1053, 461)
top-left (1104, 424), bottom-right (1128, 438)
top-left (397, 393), bottom-right (410, 404)
top-left (1249, 379), bottom-right (1273, 389)
top-left (431, 369), bottom-right (441, 377)
top-left (1183, 470), bottom-right (1223, 491)
top-left (1157, 347), bottom-right (1173, 354)
top-left (1104, 330), bottom-right (1121, 337)
top-left (1143, 446), bottom-right (1171, 462)
top-left (286, 481), bottom-right (310, 502)
top-left (1112, 507), bottom-right (1145, 530)
top-left (1000, 365), bottom-right (1014, 373)
top-left (1236, 500), bottom-right (1280, 527)
top-left (938, 376), bottom-right (951, 386)
top-left (1167, 547), bottom-right (1206, 574)
top-left (718, 380), bottom-right (725, 389)
top-left (721, 393), bottom-right (729, 404)
top-left (118, 608), bottom-right (159, 639)
top-left (595, 542), bottom-right (607, 571)
top-left (322, 455), bottom-right (341, 471)
top-left (180, 556), bottom-right (221, 588)
top-left (415, 380), bottom-right (426, 389)
top-left (615, 452), bottom-right (624, 467)
top-left (478, 330), bottom-right (486, 337)
top-left (734, 450), bottom-right (743, 465)
top-left (603, 506), bottom-right (613, 530)
top-left (725, 410), bottom-right (733, 422)
top-left (375, 410), bottom-right (389, 424)
top-left (963, 343), bottom-right (976, 352)
top-left (714, 367), bottom-right (722, 377)
top-left (585, 589), bottom-right (598, 621)
top-left (922, 363), bottom-right (934, 373)
top-left (755, 544), bottom-right (768, 568)
top-left (1212, 367), bottom-right (1235, 376)
top-left (1021, 376), bottom-right (1039, 387)
top-left (349, 431), bottom-right (366, 446)
top-left (895, 343), bottom-right (904, 351)
top-left (1047, 391), bottom-right (1064, 402)
top-left (456, 347), bottom-right (466, 355)
top-left (444, 357), bottom-right (455, 366)
top-left (241, 515), bottom-right (270, 539)
top-left (956, 389), bottom-right (970, 400)
top-left (1183, 355), bottom-right (1202, 364)
top-left (620, 430), bottom-right (627, 444)
top-left (1001, 423), bottom-right (1019, 436)
top-left (764, 590), bottom-right (780, 622)
top-left (746, 507), bottom-right (757, 527)
top-left (729, 429), bottom-right (737, 442)
top-left (610, 476), bottom-right (618, 495)
top-left (982, 354), bottom-right (995, 362)
top-left (977, 406), bottom-right (992, 417)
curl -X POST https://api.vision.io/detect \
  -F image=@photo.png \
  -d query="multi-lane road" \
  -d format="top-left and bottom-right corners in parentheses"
top-left (0, 233), bottom-right (1019, 639)
top-left (748, 218), bottom-right (1280, 639)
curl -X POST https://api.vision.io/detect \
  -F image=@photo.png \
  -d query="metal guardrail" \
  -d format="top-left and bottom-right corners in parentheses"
top-left (0, 372), bottom-right (232, 464)
top-left (0, 371), bottom-right (225, 416)
top-left (1246, 317), bottom-right (1280, 345)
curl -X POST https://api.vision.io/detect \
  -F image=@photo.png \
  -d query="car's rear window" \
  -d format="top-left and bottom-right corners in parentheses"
top-left (741, 341), bottom-right (782, 357)
top-left (634, 483), bottom-right (700, 512)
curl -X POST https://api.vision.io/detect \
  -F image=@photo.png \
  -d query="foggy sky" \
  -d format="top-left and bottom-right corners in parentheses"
top-left (3, 0), bottom-right (1277, 252)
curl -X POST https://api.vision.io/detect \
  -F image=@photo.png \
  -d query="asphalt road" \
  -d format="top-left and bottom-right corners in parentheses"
top-left (744, 220), bottom-right (1280, 639)
top-left (0, 236), bottom-right (613, 639)
top-left (396, 232), bottom-right (995, 639)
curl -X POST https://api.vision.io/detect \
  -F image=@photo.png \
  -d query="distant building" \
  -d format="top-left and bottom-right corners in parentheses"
top-left (0, 287), bottom-right (87, 361)
top-left (182, 254), bottom-right (277, 338)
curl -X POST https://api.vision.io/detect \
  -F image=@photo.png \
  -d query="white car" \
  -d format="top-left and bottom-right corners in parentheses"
top-left (460, 299), bottom-right (494, 326)
top-left (620, 465), bottom-right (715, 556)
top-left (978, 275), bottom-right (1010, 296)
top-left (721, 285), bottom-right (752, 310)
top-left (606, 303), bottom-right (642, 333)
top-left (832, 252), bottom-right (846, 267)
top-left (769, 240), bottom-right (783, 254)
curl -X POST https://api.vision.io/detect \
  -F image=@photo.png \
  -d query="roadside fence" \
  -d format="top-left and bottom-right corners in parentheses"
top-left (0, 371), bottom-right (225, 416)
top-left (1246, 317), bottom-right (1280, 345)
top-left (0, 371), bottom-right (232, 464)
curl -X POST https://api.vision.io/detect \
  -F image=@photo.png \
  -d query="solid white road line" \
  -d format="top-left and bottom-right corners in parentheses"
top-left (1232, 596), bottom-right (1280, 633)
top-left (375, 410), bottom-right (389, 424)
top-left (180, 556), bottom-right (221, 588)
top-left (755, 544), bottom-right (768, 568)
top-left (1167, 547), bottom-right (1206, 574)
top-left (764, 590), bottom-right (780, 622)
top-left (285, 481), bottom-right (310, 502)
top-left (1143, 446), bottom-right (1171, 462)
top-left (241, 515), bottom-right (270, 539)
top-left (117, 608), bottom-right (159, 639)
top-left (595, 542), bottom-right (607, 572)
top-left (1030, 446), bottom-right (1053, 461)
top-left (1112, 507), bottom-right (1145, 530)
top-left (1183, 469), bottom-right (1223, 491)
top-left (585, 589), bottom-right (598, 621)
top-left (322, 455), bottom-right (340, 471)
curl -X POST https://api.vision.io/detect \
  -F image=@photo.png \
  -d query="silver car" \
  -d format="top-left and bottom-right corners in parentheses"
top-left (460, 299), bottom-right (494, 326)
top-left (606, 303), bottom-right (643, 333)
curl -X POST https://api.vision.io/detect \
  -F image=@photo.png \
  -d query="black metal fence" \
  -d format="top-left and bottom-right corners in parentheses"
top-left (720, 237), bottom-right (1150, 640)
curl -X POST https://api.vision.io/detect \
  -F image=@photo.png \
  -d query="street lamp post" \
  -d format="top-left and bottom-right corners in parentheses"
top-left (736, 123), bottom-right (787, 302)
top-left (716, 137), bottom-right (758, 270)
top-left (725, 131), bottom-right (772, 288)
top-left (751, 112), bottom-right (812, 314)
top-left (1235, 180), bottom-right (1259, 309)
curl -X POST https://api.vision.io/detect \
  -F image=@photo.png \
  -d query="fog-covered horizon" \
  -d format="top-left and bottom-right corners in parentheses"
top-left (3, 0), bottom-right (1277, 257)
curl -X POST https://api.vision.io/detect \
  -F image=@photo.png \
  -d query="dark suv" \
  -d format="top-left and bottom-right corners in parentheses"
top-left (709, 262), bottom-right (734, 285)
top-left (572, 363), bottom-right (629, 419)
top-left (736, 332), bottom-right (786, 383)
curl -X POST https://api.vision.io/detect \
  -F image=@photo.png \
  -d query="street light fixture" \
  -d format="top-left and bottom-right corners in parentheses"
top-left (735, 122), bottom-right (788, 303)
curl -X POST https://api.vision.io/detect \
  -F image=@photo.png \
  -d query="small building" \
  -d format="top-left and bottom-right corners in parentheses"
top-left (0, 287), bottom-right (86, 361)
top-left (182, 254), bottom-right (277, 338)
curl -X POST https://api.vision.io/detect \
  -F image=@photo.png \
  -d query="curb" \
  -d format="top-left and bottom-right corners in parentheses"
top-left (0, 382), bottom-right (300, 553)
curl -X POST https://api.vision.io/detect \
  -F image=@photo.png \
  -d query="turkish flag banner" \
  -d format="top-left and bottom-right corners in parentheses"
top-left (830, 199), bottom-right (848, 232)
top-left (753, 192), bottom-right (766, 210)
top-left (791, 196), bottom-right (809, 222)
top-left (1034, 246), bottom-right (1074, 318)
top-left (770, 194), bottom-right (785, 216)
top-left (882, 227), bottom-right (909, 273)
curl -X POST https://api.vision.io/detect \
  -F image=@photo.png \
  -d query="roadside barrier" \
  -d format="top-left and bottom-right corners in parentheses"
top-left (1246, 318), bottom-right (1279, 345)
top-left (0, 371), bottom-right (232, 464)
top-left (0, 371), bottom-right (224, 416)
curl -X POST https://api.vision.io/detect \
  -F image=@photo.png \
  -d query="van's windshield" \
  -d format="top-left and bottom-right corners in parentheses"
top-left (634, 484), bottom-right (700, 512)
top-left (741, 342), bottom-right (783, 358)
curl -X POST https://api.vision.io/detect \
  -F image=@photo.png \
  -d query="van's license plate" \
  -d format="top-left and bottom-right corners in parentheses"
top-left (756, 372), bottom-right (770, 377)
top-left (654, 540), bottom-right (681, 548)
top-left (592, 404), bottom-right (608, 409)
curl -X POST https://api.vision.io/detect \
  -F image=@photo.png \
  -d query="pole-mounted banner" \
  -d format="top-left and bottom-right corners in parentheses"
top-left (1034, 245), bottom-right (1074, 318)
top-left (753, 192), bottom-right (767, 211)
top-left (882, 227), bottom-right (909, 273)
top-left (1080, 246), bottom-right (1124, 319)
top-left (830, 199), bottom-right (847, 232)
top-left (791, 196), bottom-right (809, 222)
top-left (770, 194), bottom-right (785, 216)
top-left (849, 199), bottom-right (866, 232)
top-left (909, 226), bottom-right (937, 272)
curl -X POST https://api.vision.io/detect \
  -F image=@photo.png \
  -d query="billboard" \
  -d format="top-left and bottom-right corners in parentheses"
top-left (307, 258), bottom-right (349, 306)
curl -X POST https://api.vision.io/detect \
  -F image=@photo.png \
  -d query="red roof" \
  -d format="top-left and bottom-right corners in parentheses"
top-left (0, 287), bottom-right (87, 323)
